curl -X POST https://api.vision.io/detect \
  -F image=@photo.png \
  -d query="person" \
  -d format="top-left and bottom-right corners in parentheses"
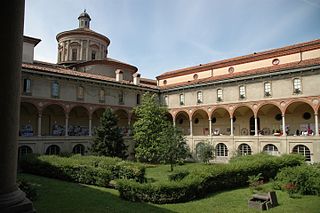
top-left (296, 129), bottom-right (300, 136)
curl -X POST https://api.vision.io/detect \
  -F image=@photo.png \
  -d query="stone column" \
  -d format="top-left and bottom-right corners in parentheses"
top-left (65, 114), bottom-right (69, 137)
top-left (254, 117), bottom-right (258, 136)
top-left (189, 119), bottom-right (193, 136)
top-left (230, 117), bottom-right (234, 136)
top-left (209, 118), bottom-right (212, 136)
top-left (315, 113), bottom-right (319, 136)
top-left (37, 113), bottom-right (42, 137)
top-left (0, 0), bottom-right (34, 212)
top-left (282, 114), bottom-right (286, 136)
top-left (88, 116), bottom-right (92, 136)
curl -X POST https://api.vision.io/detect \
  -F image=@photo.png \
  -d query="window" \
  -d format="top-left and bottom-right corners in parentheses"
top-left (45, 145), bottom-right (60, 155)
top-left (179, 94), bottom-right (184, 105)
top-left (216, 143), bottom-right (228, 156)
top-left (18, 145), bottom-right (33, 159)
top-left (119, 91), bottom-right (124, 105)
top-left (264, 82), bottom-right (271, 96)
top-left (217, 89), bottom-right (223, 101)
top-left (263, 144), bottom-right (278, 155)
top-left (72, 48), bottom-right (77, 61)
top-left (239, 85), bottom-right (246, 99)
top-left (292, 145), bottom-right (311, 161)
top-left (73, 144), bottom-right (85, 155)
top-left (193, 74), bottom-right (198, 80)
top-left (197, 91), bottom-right (203, 103)
top-left (293, 78), bottom-right (301, 93)
top-left (164, 95), bottom-right (168, 106)
top-left (238, 143), bottom-right (252, 156)
top-left (136, 94), bottom-right (140, 105)
top-left (77, 86), bottom-right (84, 100)
top-left (99, 89), bottom-right (105, 102)
top-left (23, 78), bottom-right (31, 94)
top-left (91, 50), bottom-right (96, 60)
top-left (51, 81), bottom-right (60, 98)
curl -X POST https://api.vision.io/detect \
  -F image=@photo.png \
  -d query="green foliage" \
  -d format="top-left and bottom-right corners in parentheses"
top-left (196, 142), bottom-right (215, 163)
top-left (248, 173), bottom-right (265, 193)
top-left (274, 164), bottom-right (320, 197)
top-left (133, 93), bottom-right (173, 163)
top-left (159, 123), bottom-right (190, 171)
top-left (19, 154), bottom-right (146, 186)
top-left (90, 108), bottom-right (127, 159)
top-left (117, 154), bottom-right (304, 204)
top-left (17, 178), bottom-right (38, 201)
top-left (168, 170), bottom-right (190, 181)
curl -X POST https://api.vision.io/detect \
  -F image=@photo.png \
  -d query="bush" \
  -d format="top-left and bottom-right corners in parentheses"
top-left (168, 170), bottom-right (190, 181)
top-left (19, 154), bottom-right (146, 187)
top-left (17, 178), bottom-right (38, 201)
top-left (196, 142), bottom-right (214, 163)
top-left (274, 164), bottom-right (320, 196)
top-left (117, 154), bottom-right (304, 204)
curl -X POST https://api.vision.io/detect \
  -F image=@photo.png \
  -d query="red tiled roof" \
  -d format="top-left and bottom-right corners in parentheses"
top-left (160, 58), bottom-right (320, 90)
top-left (157, 38), bottom-right (320, 79)
top-left (22, 61), bottom-right (158, 90)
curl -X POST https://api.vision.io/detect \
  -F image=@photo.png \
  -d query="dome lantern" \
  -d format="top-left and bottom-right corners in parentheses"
top-left (78, 9), bottom-right (91, 29)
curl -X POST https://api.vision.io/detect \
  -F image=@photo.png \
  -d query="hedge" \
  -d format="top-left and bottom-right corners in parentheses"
top-left (19, 154), bottom-right (146, 187)
top-left (117, 154), bottom-right (304, 204)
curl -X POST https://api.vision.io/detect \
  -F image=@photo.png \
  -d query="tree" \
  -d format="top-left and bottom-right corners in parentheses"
top-left (90, 108), bottom-right (127, 158)
top-left (196, 142), bottom-right (215, 163)
top-left (133, 93), bottom-right (170, 163)
top-left (159, 123), bottom-right (190, 171)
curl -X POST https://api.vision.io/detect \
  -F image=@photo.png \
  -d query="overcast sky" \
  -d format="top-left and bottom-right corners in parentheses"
top-left (24, 0), bottom-right (320, 79)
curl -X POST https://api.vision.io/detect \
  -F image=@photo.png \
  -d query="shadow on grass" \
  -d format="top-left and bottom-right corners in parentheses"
top-left (19, 173), bottom-right (175, 213)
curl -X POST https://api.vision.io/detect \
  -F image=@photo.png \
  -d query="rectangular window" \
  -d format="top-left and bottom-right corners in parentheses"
top-left (136, 94), bottom-right (140, 105)
top-left (119, 91), bottom-right (124, 105)
top-left (91, 51), bottom-right (96, 60)
top-left (99, 89), bottom-right (105, 102)
top-left (197, 91), bottom-right (203, 103)
top-left (164, 96), bottom-right (168, 106)
top-left (293, 78), bottom-right (301, 93)
top-left (77, 86), bottom-right (84, 100)
top-left (264, 82), bottom-right (271, 96)
top-left (72, 49), bottom-right (77, 61)
top-left (23, 79), bottom-right (31, 94)
top-left (217, 89), bottom-right (223, 101)
top-left (179, 94), bottom-right (184, 105)
top-left (239, 85), bottom-right (246, 99)
top-left (51, 81), bottom-right (60, 98)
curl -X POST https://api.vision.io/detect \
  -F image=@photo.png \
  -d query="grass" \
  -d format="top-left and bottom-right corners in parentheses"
top-left (20, 173), bottom-right (320, 213)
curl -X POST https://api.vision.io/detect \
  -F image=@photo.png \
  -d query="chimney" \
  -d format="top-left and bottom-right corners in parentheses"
top-left (115, 69), bottom-right (123, 82)
top-left (133, 73), bottom-right (141, 85)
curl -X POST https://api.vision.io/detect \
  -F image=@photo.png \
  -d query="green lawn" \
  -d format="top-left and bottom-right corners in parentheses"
top-left (20, 173), bottom-right (320, 213)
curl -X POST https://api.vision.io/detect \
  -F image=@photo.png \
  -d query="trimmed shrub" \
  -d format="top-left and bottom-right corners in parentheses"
top-left (168, 170), bottom-right (190, 181)
top-left (274, 164), bottom-right (320, 196)
top-left (117, 154), bottom-right (304, 204)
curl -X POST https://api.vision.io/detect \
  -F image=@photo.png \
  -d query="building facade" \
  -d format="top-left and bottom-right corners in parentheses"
top-left (19, 11), bottom-right (320, 162)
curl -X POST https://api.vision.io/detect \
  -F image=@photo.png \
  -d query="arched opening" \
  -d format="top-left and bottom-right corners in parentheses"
top-left (18, 145), bottom-right (33, 159)
top-left (285, 101), bottom-right (314, 136)
top-left (45, 145), bottom-right (60, 155)
top-left (292, 145), bottom-right (311, 161)
top-left (19, 102), bottom-right (38, 136)
top-left (215, 143), bottom-right (228, 157)
top-left (42, 104), bottom-right (65, 136)
top-left (165, 112), bottom-right (173, 124)
top-left (69, 106), bottom-right (89, 136)
top-left (257, 104), bottom-right (282, 136)
top-left (238, 143), bottom-right (252, 156)
top-left (263, 144), bottom-right (279, 155)
top-left (114, 109), bottom-right (129, 135)
top-left (233, 106), bottom-right (254, 136)
top-left (175, 111), bottom-right (190, 135)
top-left (211, 108), bottom-right (231, 136)
top-left (72, 144), bottom-right (85, 155)
top-left (192, 109), bottom-right (209, 136)
top-left (91, 108), bottom-right (106, 135)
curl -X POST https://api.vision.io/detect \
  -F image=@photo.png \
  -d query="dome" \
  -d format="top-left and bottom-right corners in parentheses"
top-left (78, 9), bottom-right (91, 21)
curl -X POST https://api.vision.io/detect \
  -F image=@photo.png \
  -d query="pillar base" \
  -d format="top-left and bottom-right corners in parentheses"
top-left (0, 189), bottom-right (35, 213)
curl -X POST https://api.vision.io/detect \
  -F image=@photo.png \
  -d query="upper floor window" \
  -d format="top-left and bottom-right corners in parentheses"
top-left (264, 82), bottom-right (271, 97)
top-left (51, 81), bottom-right (60, 98)
top-left (217, 89), bottom-right (223, 101)
top-left (164, 95), bottom-right (168, 106)
top-left (77, 86), bottom-right (84, 100)
top-left (23, 78), bottom-right (31, 94)
top-left (197, 91), bottom-right (203, 103)
top-left (293, 78), bottom-right (301, 94)
top-left (99, 89), bottom-right (105, 102)
top-left (119, 91), bottom-right (124, 105)
top-left (91, 51), bottom-right (96, 60)
top-left (136, 94), bottom-right (141, 105)
top-left (72, 48), bottom-right (77, 61)
top-left (179, 94), bottom-right (184, 105)
top-left (239, 85), bottom-right (246, 99)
